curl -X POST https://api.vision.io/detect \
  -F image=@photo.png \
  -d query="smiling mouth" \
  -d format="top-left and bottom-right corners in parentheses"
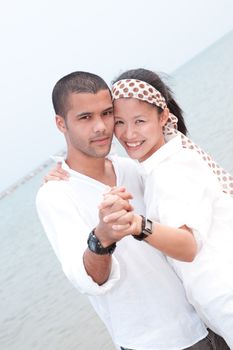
top-left (125, 141), bottom-right (144, 148)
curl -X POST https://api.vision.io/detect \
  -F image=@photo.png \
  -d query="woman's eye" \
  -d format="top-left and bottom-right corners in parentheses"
top-left (135, 119), bottom-right (145, 124)
top-left (114, 120), bottom-right (123, 125)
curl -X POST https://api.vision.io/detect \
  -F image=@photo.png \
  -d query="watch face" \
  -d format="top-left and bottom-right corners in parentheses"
top-left (87, 231), bottom-right (116, 255)
top-left (88, 237), bottom-right (97, 252)
top-left (88, 233), bottom-right (102, 253)
top-left (145, 218), bottom-right (153, 233)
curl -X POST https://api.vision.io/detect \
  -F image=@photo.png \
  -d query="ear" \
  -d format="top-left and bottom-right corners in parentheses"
top-left (160, 107), bottom-right (170, 127)
top-left (55, 115), bottom-right (67, 134)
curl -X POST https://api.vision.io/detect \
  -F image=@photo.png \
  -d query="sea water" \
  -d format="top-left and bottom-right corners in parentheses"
top-left (1, 30), bottom-right (233, 350)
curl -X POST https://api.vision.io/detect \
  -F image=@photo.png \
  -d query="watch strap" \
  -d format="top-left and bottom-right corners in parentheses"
top-left (87, 230), bottom-right (116, 255)
top-left (132, 215), bottom-right (153, 241)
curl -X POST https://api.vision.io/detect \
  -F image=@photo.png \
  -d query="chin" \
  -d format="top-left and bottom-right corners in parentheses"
top-left (96, 149), bottom-right (111, 158)
top-left (126, 152), bottom-right (140, 160)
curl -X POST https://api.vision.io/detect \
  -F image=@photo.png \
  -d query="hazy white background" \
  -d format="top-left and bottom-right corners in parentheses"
top-left (1, 0), bottom-right (233, 193)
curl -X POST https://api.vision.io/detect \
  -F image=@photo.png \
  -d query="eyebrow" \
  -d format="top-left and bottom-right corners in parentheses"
top-left (114, 114), bottom-right (145, 119)
top-left (102, 106), bottom-right (114, 112)
top-left (76, 106), bottom-right (113, 118)
top-left (76, 111), bottom-right (92, 117)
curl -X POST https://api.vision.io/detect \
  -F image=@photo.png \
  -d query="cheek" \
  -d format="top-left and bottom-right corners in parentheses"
top-left (109, 117), bottom-right (115, 128)
top-left (114, 125), bottom-right (120, 137)
top-left (114, 126), bottom-right (125, 141)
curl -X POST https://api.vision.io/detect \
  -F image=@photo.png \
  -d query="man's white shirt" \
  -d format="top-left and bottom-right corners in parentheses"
top-left (36, 153), bottom-right (207, 350)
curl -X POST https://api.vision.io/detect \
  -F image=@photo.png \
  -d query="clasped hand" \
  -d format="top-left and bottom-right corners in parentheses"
top-left (95, 187), bottom-right (141, 247)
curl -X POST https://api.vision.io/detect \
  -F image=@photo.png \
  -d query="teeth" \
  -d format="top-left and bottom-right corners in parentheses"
top-left (126, 142), bottom-right (142, 147)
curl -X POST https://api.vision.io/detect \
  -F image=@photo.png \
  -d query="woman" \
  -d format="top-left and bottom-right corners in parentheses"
top-left (45, 68), bottom-right (233, 347)
top-left (107, 68), bottom-right (233, 347)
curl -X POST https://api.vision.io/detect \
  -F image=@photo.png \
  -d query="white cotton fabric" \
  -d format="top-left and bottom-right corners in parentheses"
top-left (141, 134), bottom-right (233, 347)
top-left (36, 153), bottom-right (207, 350)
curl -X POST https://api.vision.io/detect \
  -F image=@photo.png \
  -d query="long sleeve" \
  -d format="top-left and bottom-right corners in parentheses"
top-left (36, 182), bottom-right (120, 295)
top-left (144, 149), bottom-right (222, 250)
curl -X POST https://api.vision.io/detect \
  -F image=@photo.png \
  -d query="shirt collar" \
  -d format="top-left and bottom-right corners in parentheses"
top-left (140, 134), bottom-right (182, 175)
top-left (50, 143), bottom-right (117, 179)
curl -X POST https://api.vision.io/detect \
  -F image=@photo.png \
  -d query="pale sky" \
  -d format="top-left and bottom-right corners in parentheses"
top-left (1, 0), bottom-right (233, 193)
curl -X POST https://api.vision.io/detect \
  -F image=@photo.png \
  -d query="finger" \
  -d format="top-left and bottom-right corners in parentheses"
top-left (48, 166), bottom-right (69, 180)
top-left (116, 191), bottom-right (133, 200)
top-left (103, 187), bottom-right (133, 200)
top-left (103, 192), bottom-right (133, 201)
top-left (56, 163), bottom-right (69, 177)
top-left (101, 200), bottom-right (133, 213)
top-left (110, 199), bottom-right (133, 212)
top-left (44, 175), bottom-right (63, 183)
top-left (99, 194), bottom-right (120, 209)
top-left (52, 170), bottom-right (69, 179)
top-left (104, 210), bottom-right (134, 225)
top-left (108, 186), bottom-right (126, 194)
top-left (112, 223), bottom-right (131, 231)
top-left (56, 161), bottom-right (62, 170)
top-left (103, 209), bottom-right (127, 223)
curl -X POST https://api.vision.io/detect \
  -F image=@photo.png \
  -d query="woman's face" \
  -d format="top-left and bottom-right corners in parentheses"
top-left (114, 98), bottom-right (169, 162)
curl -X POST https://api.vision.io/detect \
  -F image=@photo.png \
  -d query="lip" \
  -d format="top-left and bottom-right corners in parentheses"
top-left (124, 140), bottom-right (145, 151)
top-left (91, 137), bottom-right (110, 145)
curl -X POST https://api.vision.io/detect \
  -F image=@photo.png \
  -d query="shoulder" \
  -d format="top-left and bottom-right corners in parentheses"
top-left (113, 155), bottom-right (141, 173)
top-left (158, 147), bottom-right (213, 178)
top-left (36, 180), bottom-right (72, 207)
top-left (148, 147), bottom-right (218, 196)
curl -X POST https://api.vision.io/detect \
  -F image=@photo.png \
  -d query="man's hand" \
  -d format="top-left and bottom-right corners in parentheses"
top-left (104, 186), bottom-right (133, 201)
top-left (95, 191), bottom-right (135, 246)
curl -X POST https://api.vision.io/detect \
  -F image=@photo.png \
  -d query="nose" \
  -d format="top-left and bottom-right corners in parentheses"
top-left (123, 124), bottom-right (136, 140)
top-left (93, 116), bottom-right (106, 134)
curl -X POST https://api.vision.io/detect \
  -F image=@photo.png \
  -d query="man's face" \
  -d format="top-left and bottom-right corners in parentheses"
top-left (56, 90), bottom-right (114, 159)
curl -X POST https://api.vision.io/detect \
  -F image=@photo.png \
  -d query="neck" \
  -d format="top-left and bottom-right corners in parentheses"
top-left (66, 150), bottom-right (116, 187)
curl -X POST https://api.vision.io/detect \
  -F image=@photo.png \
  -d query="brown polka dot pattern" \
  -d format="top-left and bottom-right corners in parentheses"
top-left (112, 79), bottom-right (233, 197)
top-left (165, 114), bottom-right (233, 197)
top-left (112, 79), bottom-right (167, 110)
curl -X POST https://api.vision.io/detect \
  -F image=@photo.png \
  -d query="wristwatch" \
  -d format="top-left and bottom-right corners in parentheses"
top-left (87, 230), bottom-right (116, 255)
top-left (132, 215), bottom-right (153, 241)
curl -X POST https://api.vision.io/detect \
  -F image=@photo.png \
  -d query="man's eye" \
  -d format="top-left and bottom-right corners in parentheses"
top-left (103, 110), bottom-right (113, 116)
top-left (79, 115), bottom-right (90, 120)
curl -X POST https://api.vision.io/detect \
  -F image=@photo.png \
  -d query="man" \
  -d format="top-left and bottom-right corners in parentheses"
top-left (36, 71), bottom-right (227, 350)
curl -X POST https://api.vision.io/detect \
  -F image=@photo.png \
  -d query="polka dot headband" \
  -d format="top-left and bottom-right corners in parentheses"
top-left (112, 79), bottom-right (233, 196)
top-left (112, 79), bottom-right (167, 110)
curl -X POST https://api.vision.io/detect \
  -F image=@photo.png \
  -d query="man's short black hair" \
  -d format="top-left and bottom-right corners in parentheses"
top-left (52, 71), bottom-right (110, 118)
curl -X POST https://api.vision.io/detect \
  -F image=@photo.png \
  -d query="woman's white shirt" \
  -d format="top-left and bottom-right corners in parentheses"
top-left (141, 134), bottom-right (233, 345)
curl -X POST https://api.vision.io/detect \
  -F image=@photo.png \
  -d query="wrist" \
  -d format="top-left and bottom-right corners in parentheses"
top-left (94, 225), bottom-right (115, 247)
top-left (87, 230), bottom-right (116, 255)
top-left (132, 215), bottom-right (153, 241)
top-left (133, 214), bottom-right (143, 236)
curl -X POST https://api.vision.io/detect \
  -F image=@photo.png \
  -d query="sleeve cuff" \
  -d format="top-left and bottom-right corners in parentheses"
top-left (63, 255), bottom-right (121, 296)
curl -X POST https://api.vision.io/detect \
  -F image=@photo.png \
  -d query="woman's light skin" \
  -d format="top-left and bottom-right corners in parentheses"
top-left (113, 98), bottom-right (169, 162)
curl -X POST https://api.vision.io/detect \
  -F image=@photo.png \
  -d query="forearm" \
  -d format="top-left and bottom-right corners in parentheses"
top-left (83, 248), bottom-right (112, 285)
top-left (145, 222), bottom-right (197, 262)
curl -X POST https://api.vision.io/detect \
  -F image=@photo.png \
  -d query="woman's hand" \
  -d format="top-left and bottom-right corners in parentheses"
top-left (103, 186), bottom-right (133, 201)
top-left (44, 162), bottom-right (70, 183)
top-left (96, 193), bottom-right (135, 245)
